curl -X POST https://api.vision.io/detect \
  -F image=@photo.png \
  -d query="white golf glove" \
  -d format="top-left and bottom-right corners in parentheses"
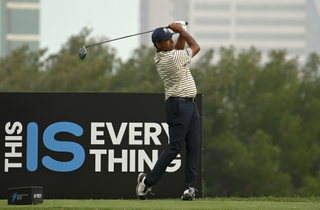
top-left (174, 21), bottom-right (187, 31)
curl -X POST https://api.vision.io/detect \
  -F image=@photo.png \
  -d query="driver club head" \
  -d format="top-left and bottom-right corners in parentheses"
top-left (78, 46), bottom-right (87, 60)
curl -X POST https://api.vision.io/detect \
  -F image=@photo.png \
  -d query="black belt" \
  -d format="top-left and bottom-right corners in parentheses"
top-left (168, 97), bottom-right (196, 103)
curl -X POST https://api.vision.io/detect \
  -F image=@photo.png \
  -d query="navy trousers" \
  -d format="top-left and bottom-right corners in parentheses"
top-left (146, 99), bottom-right (201, 188)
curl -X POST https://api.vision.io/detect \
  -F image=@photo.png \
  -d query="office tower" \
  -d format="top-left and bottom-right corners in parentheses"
top-left (0, 0), bottom-right (40, 57)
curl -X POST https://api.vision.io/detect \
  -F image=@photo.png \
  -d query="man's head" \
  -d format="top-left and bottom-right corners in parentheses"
top-left (152, 27), bottom-right (175, 51)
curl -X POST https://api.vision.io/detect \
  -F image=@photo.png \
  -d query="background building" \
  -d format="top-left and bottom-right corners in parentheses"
top-left (0, 0), bottom-right (40, 58)
top-left (140, 0), bottom-right (320, 63)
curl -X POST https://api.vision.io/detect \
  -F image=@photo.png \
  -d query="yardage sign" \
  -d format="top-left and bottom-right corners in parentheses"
top-left (0, 93), bottom-right (202, 199)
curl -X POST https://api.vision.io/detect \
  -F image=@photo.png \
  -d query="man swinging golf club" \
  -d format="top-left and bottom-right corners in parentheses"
top-left (136, 21), bottom-right (201, 201)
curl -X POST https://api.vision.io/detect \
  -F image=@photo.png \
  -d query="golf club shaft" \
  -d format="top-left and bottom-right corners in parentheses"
top-left (85, 29), bottom-right (154, 48)
top-left (84, 21), bottom-right (188, 48)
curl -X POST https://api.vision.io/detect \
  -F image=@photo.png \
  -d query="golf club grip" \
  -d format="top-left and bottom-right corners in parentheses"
top-left (165, 21), bottom-right (188, 28)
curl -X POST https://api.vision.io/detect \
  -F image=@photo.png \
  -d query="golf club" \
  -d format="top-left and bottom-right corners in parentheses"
top-left (78, 21), bottom-right (188, 60)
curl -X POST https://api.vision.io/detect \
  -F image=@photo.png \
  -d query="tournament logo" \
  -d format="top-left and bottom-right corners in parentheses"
top-left (163, 28), bottom-right (169, 34)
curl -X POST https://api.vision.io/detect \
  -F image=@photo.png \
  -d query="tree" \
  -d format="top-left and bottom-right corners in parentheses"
top-left (107, 45), bottom-right (163, 93)
top-left (40, 27), bottom-right (119, 91)
top-left (0, 45), bottom-right (46, 91)
top-left (192, 46), bottom-right (320, 197)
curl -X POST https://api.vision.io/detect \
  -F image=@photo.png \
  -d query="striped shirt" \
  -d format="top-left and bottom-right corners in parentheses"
top-left (154, 48), bottom-right (197, 100)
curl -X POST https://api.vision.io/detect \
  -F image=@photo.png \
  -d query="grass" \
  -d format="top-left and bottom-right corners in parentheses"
top-left (0, 197), bottom-right (320, 210)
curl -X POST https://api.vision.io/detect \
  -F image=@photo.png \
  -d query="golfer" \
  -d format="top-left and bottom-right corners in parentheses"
top-left (136, 22), bottom-right (201, 201)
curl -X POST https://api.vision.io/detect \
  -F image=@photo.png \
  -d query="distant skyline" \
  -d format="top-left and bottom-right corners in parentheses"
top-left (40, 0), bottom-right (140, 61)
top-left (141, 0), bottom-right (320, 63)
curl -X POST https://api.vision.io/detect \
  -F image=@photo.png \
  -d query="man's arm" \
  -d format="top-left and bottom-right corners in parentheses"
top-left (169, 23), bottom-right (200, 57)
top-left (174, 34), bottom-right (186, 50)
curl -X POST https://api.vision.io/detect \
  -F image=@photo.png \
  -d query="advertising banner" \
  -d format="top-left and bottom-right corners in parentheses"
top-left (0, 92), bottom-right (202, 199)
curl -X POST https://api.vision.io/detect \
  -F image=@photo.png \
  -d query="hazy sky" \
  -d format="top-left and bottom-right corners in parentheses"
top-left (40, 0), bottom-right (140, 61)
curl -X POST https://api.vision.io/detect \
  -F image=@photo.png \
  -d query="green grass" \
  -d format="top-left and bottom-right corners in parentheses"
top-left (1, 197), bottom-right (320, 210)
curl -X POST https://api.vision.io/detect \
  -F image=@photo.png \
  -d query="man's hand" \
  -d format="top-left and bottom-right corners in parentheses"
top-left (174, 21), bottom-right (187, 31)
top-left (168, 23), bottom-right (185, 34)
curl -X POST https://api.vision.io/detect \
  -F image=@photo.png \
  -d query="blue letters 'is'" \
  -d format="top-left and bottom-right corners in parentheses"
top-left (27, 122), bottom-right (85, 172)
